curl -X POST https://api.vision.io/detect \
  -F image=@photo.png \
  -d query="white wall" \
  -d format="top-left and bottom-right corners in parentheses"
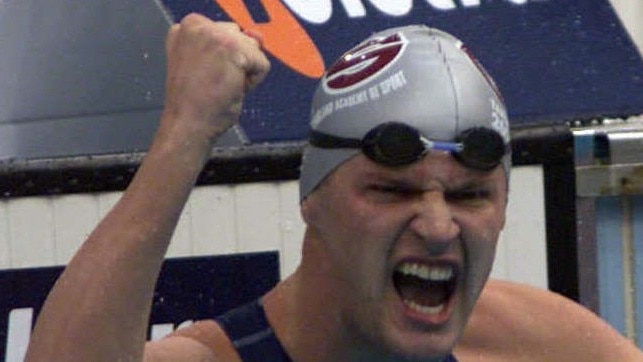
top-left (610, 0), bottom-right (643, 56)
top-left (0, 165), bottom-right (548, 288)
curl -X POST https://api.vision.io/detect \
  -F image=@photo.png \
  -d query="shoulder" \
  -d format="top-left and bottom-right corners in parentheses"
top-left (455, 279), bottom-right (643, 362)
top-left (143, 320), bottom-right (241, 362)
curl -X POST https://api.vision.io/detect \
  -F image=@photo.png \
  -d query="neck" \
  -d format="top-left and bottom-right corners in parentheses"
top-left (262, 268), bottom-right (348, 361)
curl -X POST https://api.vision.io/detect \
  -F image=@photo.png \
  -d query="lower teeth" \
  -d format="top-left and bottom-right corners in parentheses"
top-left (405, 299), bottom-right (444, 315)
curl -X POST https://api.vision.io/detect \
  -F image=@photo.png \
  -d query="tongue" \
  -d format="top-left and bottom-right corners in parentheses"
top-left (394, 273), bottom-right (450, 307)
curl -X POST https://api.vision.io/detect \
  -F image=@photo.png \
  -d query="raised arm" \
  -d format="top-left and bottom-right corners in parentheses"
top-left (25, 13), bottom-right (270, 362)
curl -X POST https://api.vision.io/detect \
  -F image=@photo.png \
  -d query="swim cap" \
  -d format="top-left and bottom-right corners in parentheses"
top-left (299, 25), bottom-right (510, 201)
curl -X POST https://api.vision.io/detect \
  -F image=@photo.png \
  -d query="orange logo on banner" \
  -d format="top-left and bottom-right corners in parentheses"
top-left (214, 0), bottom-right (325, 78)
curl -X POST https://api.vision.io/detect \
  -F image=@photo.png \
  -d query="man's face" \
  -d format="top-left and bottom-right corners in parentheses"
top-left (302, 151), bottom-right (508, 360)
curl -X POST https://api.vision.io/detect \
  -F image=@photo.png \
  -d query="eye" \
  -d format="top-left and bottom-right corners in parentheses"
top-left (371, 184), bottom-right (409, 194)
top-left (445, 188), bottom-right (492, 204)
top-left (368, 183), bottom-right (418, 199)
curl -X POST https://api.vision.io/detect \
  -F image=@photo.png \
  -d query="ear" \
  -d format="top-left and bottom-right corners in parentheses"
top-left (499, 208), bottom-right (507, 231)
top-left (299, 195), bottom-right (313, 225)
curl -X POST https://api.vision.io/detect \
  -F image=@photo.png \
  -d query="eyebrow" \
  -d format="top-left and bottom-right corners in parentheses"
top-left (445, 176), bottom-right (500, 193)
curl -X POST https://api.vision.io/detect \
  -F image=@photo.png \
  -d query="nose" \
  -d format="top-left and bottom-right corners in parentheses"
top-left (409, 191), bottom-right (460, 254)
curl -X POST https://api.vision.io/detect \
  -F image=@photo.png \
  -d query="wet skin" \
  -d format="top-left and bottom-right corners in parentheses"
top-left (299, 151), bottom-right (508, 361)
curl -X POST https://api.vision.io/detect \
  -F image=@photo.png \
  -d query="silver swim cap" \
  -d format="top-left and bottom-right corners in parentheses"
top-left (299, 25), bottom-right (510, 201)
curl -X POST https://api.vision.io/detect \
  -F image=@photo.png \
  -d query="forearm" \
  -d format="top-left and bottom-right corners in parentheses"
top-left (25, 15), bottom-right (270, 361)
top-left (25, 114), bottom-right (214, 362)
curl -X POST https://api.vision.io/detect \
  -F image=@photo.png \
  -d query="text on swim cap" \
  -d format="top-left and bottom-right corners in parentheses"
top-left (312, 70), bottom-right (408, 127)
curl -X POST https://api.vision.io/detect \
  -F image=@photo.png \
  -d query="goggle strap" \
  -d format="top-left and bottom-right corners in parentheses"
top-left (309, 130), bottom-right (361, 149)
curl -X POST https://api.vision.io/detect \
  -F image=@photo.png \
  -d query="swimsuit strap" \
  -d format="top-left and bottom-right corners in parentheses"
top-left (215, 299), bottom-right (293, 362)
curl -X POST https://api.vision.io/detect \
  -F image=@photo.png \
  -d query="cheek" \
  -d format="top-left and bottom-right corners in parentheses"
top-left (462, 210), bottom-right (504, 274)
top-left (305, 190), bottom-right (376, 260)
top-left (320, 199), bottom-right (401, 276)
top-left (321, 193), bottom-right (380, 234)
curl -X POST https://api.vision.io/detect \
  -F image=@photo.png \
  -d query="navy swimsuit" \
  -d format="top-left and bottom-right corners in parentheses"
top-left (216, 299), bottom-right (292, 361)
top-left (216, 299), bottom-right (459, 362)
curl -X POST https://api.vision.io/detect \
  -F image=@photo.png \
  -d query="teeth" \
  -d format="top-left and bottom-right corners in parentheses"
top-left (404, 299), bottom-right (445, 315)
top-left (397, 262), bottom-right (453, 281)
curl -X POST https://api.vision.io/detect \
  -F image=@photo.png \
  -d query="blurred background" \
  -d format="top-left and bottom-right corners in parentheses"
top-left (610, 0), bottom-right (642, 54)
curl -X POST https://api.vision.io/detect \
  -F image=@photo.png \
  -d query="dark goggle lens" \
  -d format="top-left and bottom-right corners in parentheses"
top-left (362, 123), bottom-right (426, 167)
top-left (454, 127), bottom-right (507, 171)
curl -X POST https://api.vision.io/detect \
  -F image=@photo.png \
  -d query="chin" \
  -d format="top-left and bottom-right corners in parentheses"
top-left (381, 322), bottom-right (461, 361)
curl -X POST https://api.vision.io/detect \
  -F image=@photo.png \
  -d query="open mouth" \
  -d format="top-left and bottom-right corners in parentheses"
top-left (392, 262), bottom-right (458, 315)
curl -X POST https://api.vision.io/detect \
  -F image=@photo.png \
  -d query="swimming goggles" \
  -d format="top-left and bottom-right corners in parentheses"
top-left (309, 122), bottom-right (508, 171)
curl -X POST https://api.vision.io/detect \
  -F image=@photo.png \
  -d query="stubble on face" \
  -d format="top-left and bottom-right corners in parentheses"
top-left (299, 153), bottom-right (508, 361)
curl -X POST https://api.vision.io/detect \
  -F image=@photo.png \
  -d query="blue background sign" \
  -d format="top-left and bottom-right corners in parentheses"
top-left (161, 0), bottom-right (643, 143)
top-left (0, 253), bottom-right (279, 361)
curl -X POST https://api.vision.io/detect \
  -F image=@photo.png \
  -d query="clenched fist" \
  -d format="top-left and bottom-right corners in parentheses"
top-left (162, 13), bottom-right (271, 141)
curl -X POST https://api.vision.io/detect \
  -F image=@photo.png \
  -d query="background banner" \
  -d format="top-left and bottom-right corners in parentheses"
top-left (161, 0), bottom-right (643, 143)
top-left (0, 252), bottom-right (279, 362)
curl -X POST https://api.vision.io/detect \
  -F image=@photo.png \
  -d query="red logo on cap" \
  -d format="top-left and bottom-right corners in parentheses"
top-left (324, 33), bottom-right (406, 92)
